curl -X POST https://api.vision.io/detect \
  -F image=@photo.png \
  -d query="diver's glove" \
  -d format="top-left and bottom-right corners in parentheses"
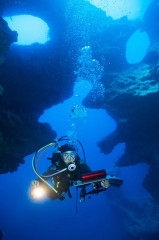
top-left (30, 180), bottom-right (40, 189)
top-left (100, 179), bottom-right (110, 189)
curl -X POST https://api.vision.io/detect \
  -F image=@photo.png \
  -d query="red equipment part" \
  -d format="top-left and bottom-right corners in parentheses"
top-left (82, 170), bottom-right (107, 183)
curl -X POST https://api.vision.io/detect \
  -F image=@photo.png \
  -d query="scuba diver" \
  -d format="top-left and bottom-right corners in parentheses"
top-left (30, 136), bottom-right (123, 203)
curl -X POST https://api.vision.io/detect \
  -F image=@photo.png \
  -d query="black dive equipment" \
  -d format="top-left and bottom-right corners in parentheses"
top-left (74, 170), bottom-right (123, 197)
top-left (32, 136), bottom-right (86, 198)
top-left (82, 170), bottom-right (107, 183)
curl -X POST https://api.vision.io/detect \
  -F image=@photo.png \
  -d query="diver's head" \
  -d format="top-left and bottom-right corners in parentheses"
top-left (61, 151), bottom-right (76, 165)
top-left (58, 144), bottom-right (77, 165)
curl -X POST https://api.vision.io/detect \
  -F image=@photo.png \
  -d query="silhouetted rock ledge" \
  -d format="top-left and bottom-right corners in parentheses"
top-left (0, 109), bottom-right (55, 174)
top-left (0, 16), bottom-right (17, 64)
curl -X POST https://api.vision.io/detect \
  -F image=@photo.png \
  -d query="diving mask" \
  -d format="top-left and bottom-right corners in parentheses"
top-left (61, 151), bottom-right (76, 164)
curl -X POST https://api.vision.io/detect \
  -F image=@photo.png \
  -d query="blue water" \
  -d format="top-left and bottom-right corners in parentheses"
top-left (0, 0), bottom-right (157, 239)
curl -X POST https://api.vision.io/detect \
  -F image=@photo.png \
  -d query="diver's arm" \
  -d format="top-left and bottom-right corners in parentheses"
top-left (34, 165), bottom-right (57, 185)
top-left (79, 160), bottom-right (92, 174)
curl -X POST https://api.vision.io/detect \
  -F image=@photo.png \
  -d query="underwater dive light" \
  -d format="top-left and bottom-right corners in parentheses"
top-left (31, 187), bottom-right (46, 199)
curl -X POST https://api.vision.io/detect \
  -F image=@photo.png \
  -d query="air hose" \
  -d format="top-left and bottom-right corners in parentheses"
top-left (32, 141), bottom-right (59, 194)
top-left (32, 136), bottom-right (86, 195)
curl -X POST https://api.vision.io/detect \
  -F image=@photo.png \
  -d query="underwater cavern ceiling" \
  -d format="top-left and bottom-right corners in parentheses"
top-left (0, 0), bottom-right (159, 213)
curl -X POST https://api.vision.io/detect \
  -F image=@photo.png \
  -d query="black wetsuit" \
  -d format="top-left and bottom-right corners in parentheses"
top-left (37, 158), bottom-right (91, 200)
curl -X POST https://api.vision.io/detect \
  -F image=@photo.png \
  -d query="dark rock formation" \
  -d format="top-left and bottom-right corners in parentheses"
top-left (0, 16), bottom-right (17, 52)
top-left (0, 46), bottom-right (73, 173)
top-left (142, 0), bottom-right (159, 42)
top-left (0, 0), bottom-right (74, 173)
top-left (0, 109), bottom-right (55, 173)
top-left (0, 16), bottom-right (17, 64)
top-left (85, 41), bottom-right (159, 200)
